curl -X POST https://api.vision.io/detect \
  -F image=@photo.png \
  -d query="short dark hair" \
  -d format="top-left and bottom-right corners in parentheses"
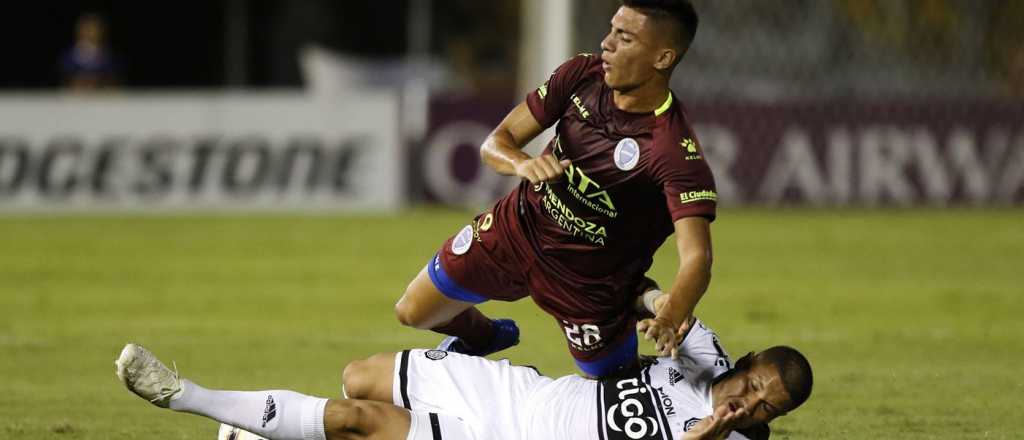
top-left (713, 346), bottom-right (814, 412)
top-left (621, 0), bottom-right (699, 53)
top-left (758, 346), bottom-right (813, 409)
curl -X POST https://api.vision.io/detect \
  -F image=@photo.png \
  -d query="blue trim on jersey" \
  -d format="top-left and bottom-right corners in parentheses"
top-left (426, 253), bottom-right (488, 304)
top-left (575, 331), bottom-right (639, 377)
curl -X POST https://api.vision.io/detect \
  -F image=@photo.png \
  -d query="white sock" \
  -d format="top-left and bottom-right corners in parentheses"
top-left (169, 379), bottom-right (327, 440)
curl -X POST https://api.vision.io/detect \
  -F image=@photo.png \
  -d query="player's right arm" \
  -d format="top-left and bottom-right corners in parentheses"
top-left (480, 101), bottom-right (570, 184)
top-left (482, 53), bottom-right (594, 184)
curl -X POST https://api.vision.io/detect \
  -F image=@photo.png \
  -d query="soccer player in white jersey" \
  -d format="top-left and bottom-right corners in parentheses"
top-left (115, 319), bottom-right (812, 440)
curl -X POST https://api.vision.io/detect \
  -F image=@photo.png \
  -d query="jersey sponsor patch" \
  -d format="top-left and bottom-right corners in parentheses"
top-left (598, 371), bottom-right (672, 440)
top-left (451, 225), bottom-right (474, 255)
top-left (424, 350), bottom-right (448, 361)
top-left (614, 138), bottom-right (640, 171)
top-left (679, 190), bottom-right (717, 204)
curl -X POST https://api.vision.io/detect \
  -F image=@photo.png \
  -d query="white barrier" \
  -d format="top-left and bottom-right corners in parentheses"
top-left (0, 92), bottom-right (402, 212)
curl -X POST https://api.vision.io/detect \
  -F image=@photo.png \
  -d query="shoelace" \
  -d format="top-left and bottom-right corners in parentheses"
top-left (148, 360), bottom-right (181, 404)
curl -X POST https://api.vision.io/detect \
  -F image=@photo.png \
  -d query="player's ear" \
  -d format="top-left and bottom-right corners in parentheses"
top-left (653, 48), bottom-right (677, 71)
top-left (733, 351), bottom-right (755, 371)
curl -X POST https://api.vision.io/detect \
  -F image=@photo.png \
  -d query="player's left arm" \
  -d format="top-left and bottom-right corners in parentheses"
top-left (638, 216), bottom-right (712, 357)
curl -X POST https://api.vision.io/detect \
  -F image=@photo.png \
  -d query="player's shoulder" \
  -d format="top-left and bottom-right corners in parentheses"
top-left (680, 318), bottom-right (721, 354)
top-left (674, 318), bottom-right (731, 379)
top-left (651, 94), bottom-right (697, 143)
top-left (564, 52), bottom-right (602, 71)
top-left (551, 53), bottom-right (603, 85)
top-left (648, 94), bottom-right (704, 157)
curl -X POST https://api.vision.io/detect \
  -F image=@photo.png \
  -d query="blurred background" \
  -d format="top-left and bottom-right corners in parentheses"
top-left (0, 0), bottom-right (1021, 210)
top-left (1, 1), bottom-right (1022, 439)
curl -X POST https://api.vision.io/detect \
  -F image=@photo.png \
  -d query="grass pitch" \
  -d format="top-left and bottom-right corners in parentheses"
top-left (1, 208), bottom-right (1021, 439)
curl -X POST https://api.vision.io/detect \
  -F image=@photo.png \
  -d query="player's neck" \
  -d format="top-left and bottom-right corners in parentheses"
top-left (612, 79), bottom-right (670, 114)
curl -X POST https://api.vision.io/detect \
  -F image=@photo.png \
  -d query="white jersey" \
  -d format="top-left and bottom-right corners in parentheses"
top-left (526, 319), bottom-right (748, 440)
top-left (393, 319), bottom-right (751, 440)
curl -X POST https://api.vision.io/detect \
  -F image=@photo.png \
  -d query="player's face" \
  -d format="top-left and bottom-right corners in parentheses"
top-left (715, 361), bottom-right (794, 428)
top-left (600, 7), bottom-right (663, 91)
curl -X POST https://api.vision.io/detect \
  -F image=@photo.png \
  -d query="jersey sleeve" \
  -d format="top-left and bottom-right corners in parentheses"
top-left (525, 54), bottom-right (597, 128)
top-left (648, 132), bottom-right (717, 222)
top-left (675, 318), bottom-right (732, 383)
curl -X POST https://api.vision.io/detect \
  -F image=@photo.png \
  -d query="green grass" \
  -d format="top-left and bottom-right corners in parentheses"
top-left (1, 208), bottom-right (1021, 439)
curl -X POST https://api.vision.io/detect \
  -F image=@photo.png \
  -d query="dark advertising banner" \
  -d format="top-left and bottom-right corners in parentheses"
top-left (413, 96), bottom-right (518, 206)
top-left (416, 98), bottom-right (1024, 206)
top-left (691, 101), bottom-right (1024, 205)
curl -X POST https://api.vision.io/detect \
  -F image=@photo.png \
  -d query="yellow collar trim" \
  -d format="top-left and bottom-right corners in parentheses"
top-left (654, 92), bottom-right (673, 117)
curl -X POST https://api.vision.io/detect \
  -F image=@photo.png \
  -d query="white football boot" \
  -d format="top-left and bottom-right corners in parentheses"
top-left (115, 343), bottom-right (183, 408)
top-left (218, 423), bottom-right (270, 440)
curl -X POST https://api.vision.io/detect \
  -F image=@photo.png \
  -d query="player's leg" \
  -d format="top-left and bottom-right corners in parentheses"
top-left (341, 352), bottom-right (394, 402)
top-left (396, 213), bottom-right (527, 356)
top-left (115, 343), bottom-right (413, 440)
top-left (369, 349), bottom-right (547, 440)
top-left (395, 265), bottom-right (486, 331)
top-left (322, 399), bottom-right (412, 440)
top-left (222, 403), bottom-right (472, 440)
top-left (396, 264), bottom-right (510, 353)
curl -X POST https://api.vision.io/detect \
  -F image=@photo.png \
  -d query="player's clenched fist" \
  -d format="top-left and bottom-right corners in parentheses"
top-left (513, 154), bottom-right (571, 184)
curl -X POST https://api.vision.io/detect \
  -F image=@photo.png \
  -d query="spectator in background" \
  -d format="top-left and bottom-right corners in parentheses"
top-left (987, 0), bottom-right (1024, 98)
top-left (60, 13), bottom-right (119, 91)
top-left (434, 0), bottom-right (519, 96)
top-left (1006, 44), bottom-right (1024, 98)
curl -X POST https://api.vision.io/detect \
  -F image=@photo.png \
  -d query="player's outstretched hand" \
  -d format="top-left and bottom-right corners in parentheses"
top-left (676, 316), bottom-right (695, 342)
top-left (679, 402), bottom-right (747, 440)
top-left (637, 317), bottom-right (681, 359)
top-left (514, 154), bottom-right (571, 184)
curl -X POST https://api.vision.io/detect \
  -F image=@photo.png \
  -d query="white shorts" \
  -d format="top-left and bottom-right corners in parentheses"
top-left (392, 349), bottom-right (552, 440)
top-left (406, 411), bottom-right (475, 440)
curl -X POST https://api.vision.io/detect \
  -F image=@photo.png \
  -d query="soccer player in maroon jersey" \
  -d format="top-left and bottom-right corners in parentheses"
top-left (395, 0), bottom-right (716, 377)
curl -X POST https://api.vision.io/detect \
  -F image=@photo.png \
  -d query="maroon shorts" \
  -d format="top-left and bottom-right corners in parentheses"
top-left (426, 196), bottom-right (649, 376)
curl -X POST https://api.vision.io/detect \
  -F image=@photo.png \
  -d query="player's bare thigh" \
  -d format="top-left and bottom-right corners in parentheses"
top-left (342, 352), bottom-right (396, 403)
top-left (323, 399), bottom-right (410, 440)
top-left (394, 266), bottom-right (475, 329)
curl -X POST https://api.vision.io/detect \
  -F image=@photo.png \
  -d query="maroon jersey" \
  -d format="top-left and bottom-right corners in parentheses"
top-left (516, 53), bottom-right (717, 315)
top-left (430, 54), bottom-right (717, 372)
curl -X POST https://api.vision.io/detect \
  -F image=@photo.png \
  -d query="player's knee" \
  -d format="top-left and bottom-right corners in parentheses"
top-left (394, 298), bottom-right (431, 329)
top-left (341, 360), bottom-right (369, 399)
top-left (342, 353), bottom-right (391, 400)
top-left (323, 400), bottom-right (377, 437)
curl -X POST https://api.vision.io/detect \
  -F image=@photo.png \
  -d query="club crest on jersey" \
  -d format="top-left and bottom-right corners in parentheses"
top-left (424, 350), bottom-right (448, 360)
top-left (451, 225), bottom-right (474, 255)
top-left (614, 138), bottom-right (640, 171)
